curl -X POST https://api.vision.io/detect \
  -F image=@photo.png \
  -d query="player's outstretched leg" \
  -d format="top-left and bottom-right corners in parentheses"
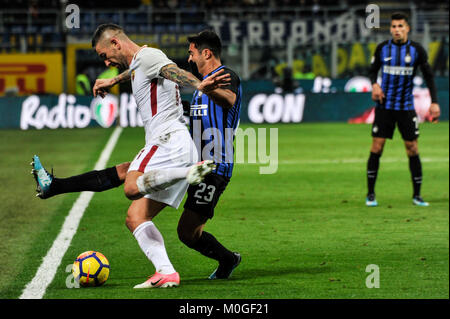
top-left (31, 155), bottom-right (54, 199)
top-left (31, 155), bottom-right (126, 199)
top-left (137, 160), bottom-right (215, 194)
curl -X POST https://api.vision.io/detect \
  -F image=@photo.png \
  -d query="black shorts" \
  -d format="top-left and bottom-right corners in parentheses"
top-left (183, 173), bottom-right (230, 219)
top-left (371, 108), bottom-right (419, 141)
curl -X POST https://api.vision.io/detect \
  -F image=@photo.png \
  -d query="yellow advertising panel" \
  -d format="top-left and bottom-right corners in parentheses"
top-left (66, 43), bottom-right (91, 94)
top-left (0, 53), bottom-right (62, 96)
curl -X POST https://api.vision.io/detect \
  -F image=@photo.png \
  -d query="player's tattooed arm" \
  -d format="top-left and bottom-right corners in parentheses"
top-left (160, 64), bottom-right (201, 88)
top-left (159, 64), bottom-right (231, 93)
top-left (112, 69), bottom-right (132, 85)
top-left (93, 69), bottom-right (131, 98)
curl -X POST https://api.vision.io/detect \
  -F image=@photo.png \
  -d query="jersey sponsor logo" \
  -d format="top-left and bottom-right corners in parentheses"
top-left (383, 65), bottom-right (413, 76)
top-left (190, 104), bottom-right (208, 117)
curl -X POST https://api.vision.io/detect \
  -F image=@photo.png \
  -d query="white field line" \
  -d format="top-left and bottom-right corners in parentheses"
top-left (19, 126), bottom-right (123, 299)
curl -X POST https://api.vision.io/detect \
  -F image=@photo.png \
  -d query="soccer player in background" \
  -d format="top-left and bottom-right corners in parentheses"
top-left (32, 29), bottom-right (242, 282)
top-left (33, 24), bottom-right (228, 288)
top-left (366, 12), bottom-right (441, 207)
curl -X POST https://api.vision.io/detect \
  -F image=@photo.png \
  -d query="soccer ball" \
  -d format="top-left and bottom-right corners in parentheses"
top-left (72, 251), bottom-right (110, 287)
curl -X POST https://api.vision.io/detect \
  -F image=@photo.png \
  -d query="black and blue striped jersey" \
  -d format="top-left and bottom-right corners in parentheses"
top-left (189, 65), bottom-right (242, 178)
top-left (369, 39), bottom-right (437, 110)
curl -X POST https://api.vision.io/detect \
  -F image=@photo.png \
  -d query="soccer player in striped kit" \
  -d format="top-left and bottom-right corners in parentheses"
top-left (366, 12), bottom-right (441, 207)
top-left (32, 24), bottom-right (230, 289)
top-left (178, 30), bottom-right (243, 280)
top-left (32, 27), bottom-right (241, 286)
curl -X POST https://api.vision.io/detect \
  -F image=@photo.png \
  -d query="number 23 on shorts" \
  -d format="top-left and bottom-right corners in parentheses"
top-left (194, 183), bottom-right (216, 204)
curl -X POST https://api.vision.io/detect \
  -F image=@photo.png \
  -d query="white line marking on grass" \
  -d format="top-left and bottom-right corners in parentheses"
top-left (19, 126), bottom-right (123, 299)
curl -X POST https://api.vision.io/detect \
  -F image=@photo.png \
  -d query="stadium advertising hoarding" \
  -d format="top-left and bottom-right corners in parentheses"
top-left (0, 92), bottom-right (364, 130)
top-left (0, 53), bottom-right (63, 96)
top-left (0, 94), bottom-right (118, 130)
top-left (0, 77), bottom-right (447, 129)
top-left (1, 93), bottom-right (447, 130)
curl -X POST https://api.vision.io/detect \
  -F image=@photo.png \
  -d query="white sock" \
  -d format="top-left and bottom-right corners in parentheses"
top-left (132, 221), bottom-right (176, 275)
top-left (137, 167), bottom-right (190, 194)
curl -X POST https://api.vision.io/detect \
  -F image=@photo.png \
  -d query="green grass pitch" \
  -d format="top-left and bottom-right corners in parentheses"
top-left (0, 122), bottom-right (448, 299)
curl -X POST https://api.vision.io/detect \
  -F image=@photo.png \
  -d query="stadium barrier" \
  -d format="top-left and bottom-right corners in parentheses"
top-left (0, 78), bottom-right (447, 130)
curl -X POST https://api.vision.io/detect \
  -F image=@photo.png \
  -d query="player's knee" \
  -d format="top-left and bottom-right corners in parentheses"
top-left (405, 141), bottom-right (418, 156)
top-left (370, 142), bottom-right (385, 155)
top-left (123, 184), bottom-right (134, 199)
top-left (406, 148), bottom-right (419, 157)
top-left (125, 212), bottom-right (137, 232)
top-left (125, 210), bottom-right (147, 233)
top-left (124, 182), bottom-right (140, 200)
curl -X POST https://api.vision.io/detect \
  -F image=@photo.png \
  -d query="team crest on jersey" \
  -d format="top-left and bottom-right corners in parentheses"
top-left (404, 54), bottom-right (411, 63)
top-left (190, 104), bottom-right (208, 116)
top-left (372, 125), bottom-right (378, 133)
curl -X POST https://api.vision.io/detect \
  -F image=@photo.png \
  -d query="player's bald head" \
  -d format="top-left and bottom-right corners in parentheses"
top-left (92, 23), bottom-right (127, 48)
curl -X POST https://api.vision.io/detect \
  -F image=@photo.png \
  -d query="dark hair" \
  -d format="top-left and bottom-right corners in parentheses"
top-left (92, 23), bottom-right (124, 48)
top-left (391, 12), bottom-right (409, 24)
top-left (188, 30), bottom-right (222, 58)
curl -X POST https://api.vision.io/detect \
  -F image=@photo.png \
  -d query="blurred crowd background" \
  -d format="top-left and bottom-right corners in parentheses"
top-left (0, 0), bottom-right (448, 95)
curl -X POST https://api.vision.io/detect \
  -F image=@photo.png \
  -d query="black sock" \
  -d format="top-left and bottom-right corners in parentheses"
top-left (367, 152), bottom-right (381, 195)
top-left (50, 166), bottom-right (122, 196)
top-left (409, 155), bottom-right (422, 197)
top-left (188, 231), bottom-right (235, 265)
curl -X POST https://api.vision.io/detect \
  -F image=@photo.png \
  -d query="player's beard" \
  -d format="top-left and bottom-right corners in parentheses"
top-left (108, 54), bottom-right (129, 72)
top-left (116, 63), bottom-right (127, 73)
top-left (188, 61), bottom-right (202, 80)
top-left (116, 56), bottom-right (129, 72)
